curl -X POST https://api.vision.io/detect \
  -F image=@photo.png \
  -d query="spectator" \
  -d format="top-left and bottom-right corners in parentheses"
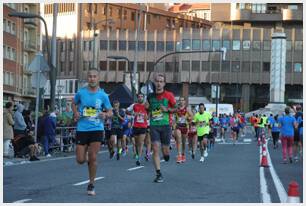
top-left (278, 107), bottom-right (297, 164)
top-left (294, 105), bottom-right (303, 162)
top-left (3, 102), bottom-right (15, 157)
top-left (23, 110), bottom-right (34, 132)
top-left (13, 103), bottom-right (27, 135)
top-left (37, 111), bottom-right (48, 143)
top-left (12, 132), bottom-right (40, 161)
top-left (43, 111), bottom-right (57, 157)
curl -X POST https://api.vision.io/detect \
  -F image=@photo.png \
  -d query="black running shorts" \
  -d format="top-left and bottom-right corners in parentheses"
top-left (133, 127), bottom-right (147, 136)
top-left (198, 134), bottom-right (208, 142)
top-left (76, 131), bottom-right (103, 145)
top-left (150, 125), bottom-right (171, 146)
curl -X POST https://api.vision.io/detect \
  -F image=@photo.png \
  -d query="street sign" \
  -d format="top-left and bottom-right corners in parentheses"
top-left (28, 52), bottom-right (49, 88)
top-left (211, 84), bottom-right (220, 98)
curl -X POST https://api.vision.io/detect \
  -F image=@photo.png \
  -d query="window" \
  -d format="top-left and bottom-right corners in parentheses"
top-left (192, 39), bottom-right (201, 50)
top-left (212, 40), bottom-right (220, 50)
top-left (109, 7), bottom-right (113, 16)
top-left (165, 62), bottom-right (173, 72)
top-left (242, 62), bottom-right (250, 72)
top-left (252, 62), bottom-right (260, 72)
top-left (192, 61), bottom-right (200, 71)
top-left (263, 41), bottom-right (271, 50)
top-left (147, 62), bottom-right (154, 71)
top-left (83, 61), bottom-right (89, 71)
top-left (60, 61), bottom-right (64, 72)
top-left (232, 61), bottom-right (240, 72)
top-left (138, 41), bottom-right (145, 51)
top-left (138, 62), bottom-right (145, 71)
top-left (222, 61), bottom-right (230, 72)
top-left (100, 61), bottom-right (107, 71)
top-left (288, 5), bottom-right (298, 10)
top-left (212, 61), bottom-right (220, 71)
top-left (118, 61), bottom-right (126, 71)
top-left (109, 61), bottom-right (116, 71)
top-left (11, 22), bottom-right (16, 35)
top-left (69, 61), bottom-right (73, 72)
top-left (242, 40), bottom-right (250, 50)
top-left (69, 41), bottom-right (74, 51)
top-left (100, 40), bottom-right (108, 50)
top-left (89, 40), bottom-right (93, 51)
top-left (232, 40), bottom-right (240, 51)
top-left (286, 41), bottom-right (292, 50)
top-left (294, 63), bottom-right (302, 72)
top-left (295, 41), bottom-right (303, 50)
top-left (182, 61), bottom-right (190, 71)
top-left (128, 41), bottom-right (135, 50)
top-left (156, 41), bottom-right (164, 51)
top-left (223, 40), bottom-right (231, 50)
top-left (253, 41), bottom-right (261, 50)
top-left (3, 19), bottom-right (6, 32)
top-left (69, 80), bottom-right (73, 93)
top-left (286, 62), bottom-right (292, 73)
top-left (11, 48), bottom-right (16, 61)
top-left (119, 40), bottom-right (126, 50)
top-left (182, 39), bottom-right (191, 50)
top-left (147, 14), bottom-right (151, 24)
top-left (109, 40), bottom-right (117, 50)
top-left (252, 4), bottom-right (266, 13)
top-left (123, 10), bottom-right (127, 20)
top-left (202, 40), bottom-right (210, 51)
top-left (263, 62), bottom-right (270, 72)
top-left (131, 12), bottom-right (135, 21)
top-left (83, 41), bottom-right (87, 50)
top-left (166, 41), bottom-right (174, 51)
top-left (147, 41), bottom-right (155, 51)
top-left (60, 42), bottom-right (65, 52)
top-left (201, 61), bottom-right (210, 71)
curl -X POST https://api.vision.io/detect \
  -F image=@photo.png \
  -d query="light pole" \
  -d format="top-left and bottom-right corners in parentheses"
top-left (57, 84), bottom-right (64, 113)
top-left (9, 11), bottom-right (56, 111)
top-left (91, 19), bottom-right (114, 69)
top-left (106, 56), bottom-right (136, 101)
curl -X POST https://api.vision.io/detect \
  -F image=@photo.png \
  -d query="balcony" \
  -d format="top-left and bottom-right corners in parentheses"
top-left (232, 9), bottom-right (283, 22)
top-left (231, 9), bottom-right (251, 21)
top-left (24, 41), bottom-right (37, 52)
top-left (282, 9), bottom-right (303, 21)
top-left (22, 88), bottom-right (36, 97)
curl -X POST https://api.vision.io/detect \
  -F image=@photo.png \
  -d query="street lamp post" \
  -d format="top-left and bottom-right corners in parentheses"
top-left (91, 19), bottom-right (114, 69)
top-left (57, 84), bottom-right (64, 113)
top-left (8, 11), bottom-right (56, 111)
top-left (106, 56), bottom-right (135, 100)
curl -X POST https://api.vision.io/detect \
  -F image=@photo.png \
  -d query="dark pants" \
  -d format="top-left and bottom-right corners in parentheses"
top-left (43, 135), bottom-right (56, 155)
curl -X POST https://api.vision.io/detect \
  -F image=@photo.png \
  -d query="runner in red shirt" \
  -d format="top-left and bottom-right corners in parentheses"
top-left (174, 96), bottom-right (193, 163)
top-left (132, 93), bottom-right (148, 166)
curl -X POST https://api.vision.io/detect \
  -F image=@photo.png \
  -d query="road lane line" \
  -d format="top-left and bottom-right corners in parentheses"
top-left (266, 144), bottom-right (288, 203)
top-left (218, 142), bottom-right (251, 145)
top-left (127, 166), bottom-right (144, 171)
top-left (243, 138), bottom-right (252, 142)
top-left (13, 199), bottom-right (32, 203)
top-left (259, 145), bottom-right (271, 203)
top-left (73, 177), bottom-right (104, 186)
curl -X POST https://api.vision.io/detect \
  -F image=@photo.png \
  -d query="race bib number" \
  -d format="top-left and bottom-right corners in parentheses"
top-left (152, 109), bottom-right (163, 121)
top-left (136, 113), bottom-right (145, 123)
top-left (83, 107), bottom-right (97, 118)
top-left (199, 121), bottom-right (206, 128)
top-left (274, 123), bottom-right (279, 127)
top-left (178, 116), bottom-right (186, 124)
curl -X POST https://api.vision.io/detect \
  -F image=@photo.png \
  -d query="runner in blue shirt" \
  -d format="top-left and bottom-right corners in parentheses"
top-left (270, 115), bottom-right (280, 149)
top-left (72, 69), bottom-right (112, 196)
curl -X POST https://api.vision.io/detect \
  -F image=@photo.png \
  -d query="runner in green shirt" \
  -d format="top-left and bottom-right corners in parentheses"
top-left (193, 103), bottom-right (212, 162)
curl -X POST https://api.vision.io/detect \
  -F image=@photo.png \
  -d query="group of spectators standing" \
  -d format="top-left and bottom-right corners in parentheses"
top-left (3, 102), bottom-right (74, 161)
top-left (249, 105), bottom-right (303, 164)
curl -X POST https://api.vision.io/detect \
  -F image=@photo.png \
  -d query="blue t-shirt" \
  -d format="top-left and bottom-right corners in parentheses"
top-left (268, 116), bottom-right (274, 125)
top-left (278, 115), bottom-right (296, 137)
top-left (269, 118), bottom-right (280, 133)
top-left (74, 87), bottom-right (112, 131)
top-left (220, 117), bottom-right (228, 128)
top-left (296, 116), bottom-right (303, 136)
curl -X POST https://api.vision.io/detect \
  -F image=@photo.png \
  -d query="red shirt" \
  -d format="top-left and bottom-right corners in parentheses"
top-left (133, 103), bottom-right (148, 128)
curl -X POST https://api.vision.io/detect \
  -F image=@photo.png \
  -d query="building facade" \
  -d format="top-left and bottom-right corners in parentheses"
top-left (42, 3), bottom-right (302, 112)
top-left (169, 3), bottom-right (211, 21)
top-left (3, 3), bottom-right (41, 109)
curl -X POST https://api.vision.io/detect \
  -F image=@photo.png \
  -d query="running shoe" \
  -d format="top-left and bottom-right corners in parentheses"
top-left (87, 184), bottom-right (96, 196)
top-left (116, 152), bottom-right (120, 160)
top-left (181, 154), bottom-right (186, 163)
top-left (199, 156), bottom-right (205, 162)
top-left (122, 149), bottom-right (127, 157)
top-left (176, 155), bottom-right (182, 163)
top-left (136, 160), bottom-right (141, 166)
top-left (46, 154), bottom-right (52, 158)
top-left (191, 153), bottom-right (195, 159)
top-left (289, 157), bottom-right (293, 164)
top-left (29, 156), bottom-right (40, 161)
top-left (118, 148), bottom-right (123, 155)
top-left (153, 173), bottom-right (164, 183)
top-left (204, 150), bottom-right (208, 157)
top-left (145, 153), bottom-right (150, 161)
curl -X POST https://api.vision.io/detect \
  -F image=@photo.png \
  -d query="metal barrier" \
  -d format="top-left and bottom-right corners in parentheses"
top-left (47, 127), bottom-right (76, 153)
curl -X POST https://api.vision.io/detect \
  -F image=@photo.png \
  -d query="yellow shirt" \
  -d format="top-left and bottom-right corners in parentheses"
top-left (194, 111), bottom-right (212, 136)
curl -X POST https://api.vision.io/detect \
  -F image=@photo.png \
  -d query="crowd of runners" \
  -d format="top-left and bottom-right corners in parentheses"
top-left (71, 68), bottom-right (253, 195)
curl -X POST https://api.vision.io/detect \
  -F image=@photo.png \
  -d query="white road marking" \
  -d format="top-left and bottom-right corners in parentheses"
top-left (127, 166), bottom-right (144, 171)
top-left (73, 177), bottom-right (104, 186)
top-left (243, 138), bottom-right (252, 142)
top-left (259, 145), bottom-right (271, 203)
top-left (13, 199), bottom-right (32, 203)
top-left (218, 142), bottom-right (251, 145)
top-left (266, 144), bottom-right (288, 203)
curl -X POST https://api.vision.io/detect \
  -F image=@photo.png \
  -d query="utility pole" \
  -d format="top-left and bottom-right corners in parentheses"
top-left (50, 3), bottom-right (58, 111)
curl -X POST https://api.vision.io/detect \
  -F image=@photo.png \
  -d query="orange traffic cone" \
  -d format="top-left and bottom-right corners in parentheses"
top-left (287, 181), bottom-right (300, 203)
top-left (260, 145), bottom-right (269, 167)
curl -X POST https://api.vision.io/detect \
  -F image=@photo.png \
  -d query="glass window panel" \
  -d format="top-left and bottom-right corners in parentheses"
top-left (212, 40), bottom-right (220, 50)
top-left (109, 40), bottom-right (117, 50)
top-left (100, 40), bottom-right (107, 50)
top-left (118, 61), bottom-right (126, 71)
top-left (221, 61), bottom-right (230, 72)
top-left (119, 40), bottom-right (126, 50)
top-left (286, 41), bottom-right (292, 50)
top-left (182, 39), bottom-right (191, 50)
top-left (192, 61), bottom-right (200, 71)
top-left (295, 41), bottom-right (303, 50)
top-left (294, 63), bottom-right (302, 72)
top-left (147, 62), bottom-right (154, 71)
top-left (232, 61), bottom-right (240, 72)
top-left (109, 61), bottom-right (116, 71)
top-left (252, 62), bottom-right (260, 72)
top-left (166, 41), bottom-right (174, 51)
top-left (128, 41), bottom-right (135, 50)
top-left (222, 40), bottom-right (231, 50)
top-left (242, 62), bottom-right (250, 72)
top-left (202, 40), bottom-right (211, 51)
top-left (156, 41), bottom-right (164, 51)
top-left (138, 41), bottom-right (145, 51)
top-left (192, 39), bottom-right (201, 50)
top-left (263, 62), bottom-right (270, 72)
top-left (263, 41), bottom-right (271, 50)
top-left (286, 62), bottom-right (292, 73)
top-left (232, 40), bottom-right (241, 51)
top-left (211, 61), bottom-right (220, 71)
top-left (147, 41), bottom-right (155, 51)
top-left (182, 61), bottom-right (190, 71)
top-left (242, 40), bottom-right (251, 50)
top-left (201, 61), bottom-right (210, 71)
top-left (253, 41), bottom-right (261, 50)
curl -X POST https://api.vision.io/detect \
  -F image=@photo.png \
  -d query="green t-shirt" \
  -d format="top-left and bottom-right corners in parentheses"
top-left (194, 111), bottom-right (212, 136)
top-left (148, 91), bottom-right (176, 126)
top-left (258, 117), bottom-right (265, 128)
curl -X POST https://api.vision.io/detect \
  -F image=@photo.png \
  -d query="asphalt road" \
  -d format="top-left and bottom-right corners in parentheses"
top-left (3, 127), bottom-right (303, 203)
